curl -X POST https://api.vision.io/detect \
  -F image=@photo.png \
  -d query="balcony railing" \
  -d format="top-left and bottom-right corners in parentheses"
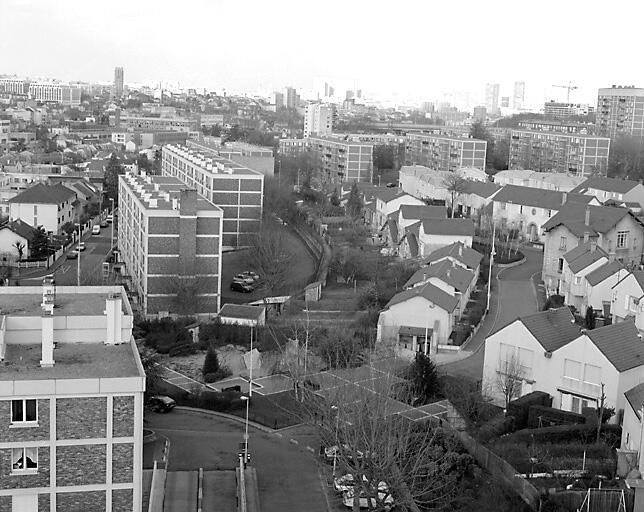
top-left (560, 376), bottom-right (601, 398)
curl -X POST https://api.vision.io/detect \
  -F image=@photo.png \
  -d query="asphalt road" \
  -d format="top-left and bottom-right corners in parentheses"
top-left (146, 410), bottom-right (329, 512)
top-left (441, 246), bottom-right (544, 382)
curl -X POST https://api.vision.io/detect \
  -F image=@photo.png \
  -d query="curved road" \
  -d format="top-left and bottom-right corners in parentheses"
top-left (441, 246), bottom-right (544, 382)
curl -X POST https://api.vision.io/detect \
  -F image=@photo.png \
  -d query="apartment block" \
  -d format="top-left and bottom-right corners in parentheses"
top-left (513, 81), bottom-right (525, 110)
top-left (303, 103), bottom-right (334, 137)
top-left (118, 172), bottom-right (223, 317)
top-left (0, 284), bottom-right (145, 512)
top-left (509, 129), bottom-right (610, 177)
top-left (596, 86), bottom-right (644, 139)
top-left (0, 120), bottom-right (9, 145)
top-left (543, 101), bottom-right (594, 118)
top-left (187, 139), bottom-right (274, 177)
top-left (518, 119), bottom-right (590, 134)
top-left (113, 67), bottom-right (124, 99)
top-left (404, 133), bottom-right (487, 172)
top-left (161, 145), bottom-right (263, 247)
top-left (119, 115), bottom-right (197, 133)
top-left (307, 136), bottom-right (373, 184)
top-left (0, 79), bottom-right (30, 96)
top-left (28, 83), bottom-right (81, 107)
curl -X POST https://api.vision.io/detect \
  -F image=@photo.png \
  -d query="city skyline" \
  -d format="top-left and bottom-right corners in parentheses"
top-left (2, 0), bottom-right (644, 106)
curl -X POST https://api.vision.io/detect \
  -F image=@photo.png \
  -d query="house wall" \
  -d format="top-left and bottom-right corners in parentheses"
top-left (0, 230), bottom-right (29, 258)
top-left (625, 185), bottom-right (644, 207)
top-left (610, 274), bottom-right (643, 322)
top-left (584, 268), bottom-right (629, 313)
top-left (492, 200), bottom-right (556, 242)
top-left (377, 296), bottom-right (452, 346)
top-left (543, 225), bottom-right (581, 296)
top-left (9, 202), bottom-right (71, 234)
top-left (374, 195), bottom-right (424, 228)
top-left (561, 256), bottom-right (607, 311)
top-left (621, 403), bottom-right (643, 471)
top-left (418, 233), bottom-right (473, 258)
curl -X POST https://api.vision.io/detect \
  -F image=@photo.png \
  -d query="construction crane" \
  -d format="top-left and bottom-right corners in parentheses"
top-left (552, 82), bottom-right (579, 102)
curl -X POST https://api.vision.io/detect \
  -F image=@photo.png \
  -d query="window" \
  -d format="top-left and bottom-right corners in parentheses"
top-left (574, 275), bottom-right (582, 285)
top-left (559, 236), bottom-right (567, 250)
top-left (583, 363), bottom-right (601, 385)
top-left (11, 399), bottom-right (37, 423)
top-left (531, 208), bottom-right (537, 216)
top-left (11, 447), bottom-right (37, 472)
top-left (499, 202), bottom-right (506, 210)
top-left (558, 258), bottom-right (564, 273)
top-left (617, 230), bottom-right (629, 248)
top-left (547, 209), bottom-right (552, 217)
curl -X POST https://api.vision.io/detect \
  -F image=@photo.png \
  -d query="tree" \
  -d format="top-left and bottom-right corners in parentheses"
top-left (585, 306), bottom-right (596, 330)
top-left (202, 348), bottom-right (220, 376)
top-left (406, 353), bottom-right (441, 406)
top-left (442, 173), bottom-right (468, 218)
top-left (330, 247), bottom-right (364, 284)
top-left (30, 227), bottom-right (49, 260)
top-left (496, 353), bottom-right (524, 410)
top-left (330, 188), bottom-right (341, 207)
top-left (314, 327), bottom-right (364, 369)
top-left (12, 241), bottom-right (25, 261)
top-left (346, 182), bottom-right (364, 219)
top-left (247, 224), bottom-right (295, 297)
top-left (596, 383), bottom-right (606, 443)
top-left (104, 154), bottom-right (124, 203)
top-left (137, 344), bottom-right (163, 394)
top-left (136, 153), bottom-right (152, 173)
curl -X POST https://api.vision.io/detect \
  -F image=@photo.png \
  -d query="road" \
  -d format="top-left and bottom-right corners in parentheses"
top-left (441, 246), bottom-right (544, 382)
top-left (146, 410), bottom-right (328, 512)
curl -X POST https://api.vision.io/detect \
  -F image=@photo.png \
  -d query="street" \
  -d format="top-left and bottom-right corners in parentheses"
top-left (145, 410), bottom-right (329, 512)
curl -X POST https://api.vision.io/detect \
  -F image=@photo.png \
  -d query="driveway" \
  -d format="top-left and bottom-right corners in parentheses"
top-left (441, 246), bottom-right (544, 382)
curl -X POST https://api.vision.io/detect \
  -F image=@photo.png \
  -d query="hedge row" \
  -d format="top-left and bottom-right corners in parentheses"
top-left (503, 423), bottom-right (622, 447)
top-left (507, 391), bottom-right (552, 430)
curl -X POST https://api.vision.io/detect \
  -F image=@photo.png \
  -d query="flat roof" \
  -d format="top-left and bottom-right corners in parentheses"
top-left (165, 145), bottom-right (263, 176)
top-left (0, 342), bottom-right (141, 380)
top-left (407, 133), bottom-right (487, 143)
top-left (0, 292), bottom-right (126, 316)
top-left (510, 129), bottom-right (610, 140)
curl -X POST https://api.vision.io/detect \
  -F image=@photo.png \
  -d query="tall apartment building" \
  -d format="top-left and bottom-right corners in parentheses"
top-left (544, 101), bottom-right (594, 118)
top-left (284, 87), bottom-right (299, 109)
top-left (303, 102), bottom-right (334, 137)
top-left (513, 81), bottom-right (525, 110)
top-left (162, 145), bottom-right (263, 247)
top-left (308, 136), bottom-right (373, 184)
top-left (118, 172), bottom-right (223, 316)
top-left (0, 119), bottom-right (9, 145)
top-left (28, 83), bottom-right (81, 106)
top-left (405, 133), bottom-right (487, 172)
top-left (113, 67), bottom-right (124, 98)
top-left (0, 78), bottom-right (30, 96)
top-left (485, 83), bottom-right (500, 115)
top-left (509, 129), bottom-right (610, 177)
top-left (119, 115), bottom-right (197, 133)
top-left (596, 86), bottom-right (644, 139)
top-left (0, 283), bottom-right (145, 512)
top-left (270, 92), bottom-right (284, 110)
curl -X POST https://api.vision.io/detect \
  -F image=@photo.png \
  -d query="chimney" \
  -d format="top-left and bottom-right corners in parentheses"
top-left (583, 231), bottom-right (590, 243)
top-left (562, 192), bottom-right (568, 205)
top-left (105, 292), bottom-right (123, 345)
top-left (458, 245), bottom-right (463, 256)
top-left (585, 205), bottom-right (590, 227)
top-left (590, 240), bottom-right (597, 253)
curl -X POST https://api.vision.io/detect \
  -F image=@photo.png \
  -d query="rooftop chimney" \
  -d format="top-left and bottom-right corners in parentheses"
top-left (562, 192), bottom-right (568, 205)
top-left (105, 292), bottom-right (123, 345)
top-left (584, 231), bottom-right (590, 243)
top-left (458, 245), bottom-right (463, 256)
top-left (585, 205), bottom-right (590, 227)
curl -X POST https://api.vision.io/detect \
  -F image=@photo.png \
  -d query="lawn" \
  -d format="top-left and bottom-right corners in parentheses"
top-left (228, 390), bottom-right (305, 429)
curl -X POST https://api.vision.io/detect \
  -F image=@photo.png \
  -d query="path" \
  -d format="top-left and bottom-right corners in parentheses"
top-left (441, 246), bottom-right (544, 382)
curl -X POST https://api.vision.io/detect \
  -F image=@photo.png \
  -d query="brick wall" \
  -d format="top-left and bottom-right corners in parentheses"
top-left (149, 217), bottom-right (179, 234)
top-left (38, 493), bottom-right (49, 512)
top-left (196, 217), bottom-right (220, 234)
top-left (111, 488), bottom-right (133, 512)
top-left (0, 399), bottom-right (50, 442)
top-left (56, 491), bottom-right (106, 512)
top-left (112, 443), bottom-right (133, 484)
top-left (196, 237), bottom-right (219, 255)
top-left (148, 236), bottom-right (180, 254)
top-left (147, 256), bottom-right (179, 275)
top-left (57, 397), bottom-right (106, 440)
top-left (0, 447), bottom-right (50, 489)
top-left (56, 445), bottom-right (106, 486)
top-left (112, 396), bottom-right (134, 438)
top-left (179, 216), bottom-right (197, 276)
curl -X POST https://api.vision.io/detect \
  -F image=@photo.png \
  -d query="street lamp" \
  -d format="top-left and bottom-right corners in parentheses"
top-left (331, 405), bottom-right (340, 478)
top-left (74, 223), bottom-right (81, 287)
top-left (486, 221), bottom-right (497, 314)
top-left (241, 395), bottom-right (250, 467)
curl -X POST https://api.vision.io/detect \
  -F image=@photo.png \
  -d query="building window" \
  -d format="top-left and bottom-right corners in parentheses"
top-left (499, 202), bottom-right (506, 210)
top-left (11, 399), bottom-right (37, 424)
top-left (558, 258), bottom-right (564, 273)
top-left (574, 276), bottom-right (581, 285)
top-left (559, 236), bottom-right (567, 250)
top-left (531, 208), bottom-right (537, 216)
top-left (617, 230), bottom-right (629, 248)
top-left (11, 447), bottom-right (38, 472)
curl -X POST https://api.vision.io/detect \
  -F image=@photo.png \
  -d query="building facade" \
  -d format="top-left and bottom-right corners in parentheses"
top-left (308, 136), bottom-right (373, 184)
top-left (113, 67), bottom-right (124, 99)
top-left (509, 130), bottom-right (610, 177)
top-left (596, 86), bottom-right (644, 139)
top-left (0, 284), bottom-right (144, 512)
top-left (28, 83), bottom-right (80, 107)
top-left (303, 103), bottom-right (334, 137)
top-left (118, 172), bottom-right (223, 317)
top-left (485, 83), bottom-right (500, 115)
top-left (119, 116), bottom-right (197, 133)
top-left (8, 184), bottom-right (77, 234)
top-left (513, 82), bottom-right (525, 110)
top-left (543, 102), bottom-right (594, 118)
top-left (0, 78), bottom-right (30, 96)
top-left (405, 134), bottom-right (487, 171)
top-left (161, 145), bottom-right (263, 247)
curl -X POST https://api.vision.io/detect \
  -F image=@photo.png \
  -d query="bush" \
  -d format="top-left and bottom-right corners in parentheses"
top-left (191, 390), bottom-right (244, 412)
top-left (203, 366), bottom-right (233, 383)
top-left (202, 348), bottom-right (220, 375)
top-left (478, 414), bottom-right (516, 442)
top-left (503, 423), bottom-right (622, 447)
top-left (527, 405), bottom-right (585, 429)
top-left (543, 294), bottom-right (565, 311)
top-left (140, 317), bottom-right (196, 354)
top-left (507, 391), bottom-right (552, 430)
top-left (168, 342), bottom-right (197, 357)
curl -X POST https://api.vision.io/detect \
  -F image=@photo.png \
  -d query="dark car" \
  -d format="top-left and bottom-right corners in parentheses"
top-left (230, 281), bottom-right (254, 293)
top-left (147, 395), bottom-right (176, 413)
top-left (100, 221), bottom-right (108, 228)
top-left (67, 250), bottom-right (78, 260)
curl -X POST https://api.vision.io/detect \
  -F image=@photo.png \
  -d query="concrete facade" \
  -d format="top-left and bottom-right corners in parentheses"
top-left (404, 134), bottom-right (487, 172)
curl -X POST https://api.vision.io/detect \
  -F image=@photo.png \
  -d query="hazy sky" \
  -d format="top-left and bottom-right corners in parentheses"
top-left (2, 0), bottom-right (644, 106)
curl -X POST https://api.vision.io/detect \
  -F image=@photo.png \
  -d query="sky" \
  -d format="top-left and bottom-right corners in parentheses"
top-left (2, 0), bottom-right (644, 107)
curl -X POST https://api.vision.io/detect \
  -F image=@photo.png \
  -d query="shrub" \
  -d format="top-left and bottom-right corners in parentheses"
top-left (203, 366), bottom-right (233, 383)
top-left (543, 294), bottom-right (565, 311)
top-left (192, 390), bottom-right (244, 412)
top-left (527, 405), bottom-right (585, 429)
top-left (507, 391), bottom-right (552, 430)
top-left (202, 348), bottom-right (220, 376)
top-left (478, 415), bottom-right (516, 442)
top-left (503, 423), bottom-right (622, 447)
top-left (141, 317), bottom-right (196, 353)
top-left (168, 342), bottom-right (197, 357)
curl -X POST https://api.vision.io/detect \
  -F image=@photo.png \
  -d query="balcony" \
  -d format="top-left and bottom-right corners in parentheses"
top-left (559, 376), bottom-right (601, 399)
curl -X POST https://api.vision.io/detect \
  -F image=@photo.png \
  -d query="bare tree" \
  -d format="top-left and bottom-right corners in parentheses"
top-left (496, 353), bottom-right (524, 410)
top-left (596, 382), bottom-right (606, 443)
top-left (246, 224), bottom-right (295, 297)
top-left (12, 241), bottom-right (25, 261)
top-left (442, 174), bottom-right (468, 218)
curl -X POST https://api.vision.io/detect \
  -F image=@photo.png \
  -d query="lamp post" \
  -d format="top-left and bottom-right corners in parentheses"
top-left (486, 221), bottom-right (496, 314)
top-left (75, 223), bottom-right (81, 287)
top-left (241, 395), bottom-right (250, 467)
top-left (331, 405), bottom-right (340, 477)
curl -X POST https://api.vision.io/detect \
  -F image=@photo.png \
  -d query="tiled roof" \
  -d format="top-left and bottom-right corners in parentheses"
top-left (0, 219), bottom-right (38, 241)
top-left (424, 242), bottom-right (483, 270)
top-left (573, 177), bottom-right (640, 195)
top-left (587, 321), bottom-right (644, 372)
top-left (218, 304), bottom-right (265, 320)
top-left (385, 281), bottom-right (459, 313)
top-left (563, 243), bottom-right (608, 273)
top-left (419, 218), bottom-right (475, 237)
top-left (404, 260), bottom-right (474, 292)
top-left (462, 180), bottom-right (501, 199)
top-left (543, 203), bottom-right (636, 236)
top-left (399, 204), bottom-right (447, 220)
top-left (585, 261), bottom-right (627, 286)
top-left (371, 188), bottom-right (411, 203)
top-left (625, 381), bottom-right (644, 418)
top-left (8, 183), bottom-right (76, 204)
top-left (492, 184), bottom-right (593, 211)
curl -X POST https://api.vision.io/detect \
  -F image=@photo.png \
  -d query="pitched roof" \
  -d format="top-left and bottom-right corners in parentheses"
top-left (563, 243), bottom-right (608, 274)
top-left (385, 281), bottom-right (460, 313)
top-left (218, 304), bottom-right (265, 320)
top-left (0, 219), bottom-right (38, 241)
top-left (404, 259), bottom-right (474, 291)
top-left (492, 184), bottom-right (593, 211)
top-left (387, 218), bottom-right (399, 244)
top-left (8, 183), bottom-right (76, 205)
top-left (625, 381), bottom-right (644, 418)
top-left (398, 204), bottom-right (447, 220)
top-left (492, 307), bottom-right (580, 352)
top-left (587, 321), bottom-right (644, 372)
top-left (585, 260), bottom-right (627, 286)
top-left (424, 241), bottom-right (483, 270)
top-left (371, 188), bottom-right (410, 203)
top-left (573, 177), bottom-right (641, 195)
top-left (419, 218), bottom-right (475, 237)
top-left (543, 203), bottom-right (638, 236)
top-left (462, 180), bottom-right (501, 199)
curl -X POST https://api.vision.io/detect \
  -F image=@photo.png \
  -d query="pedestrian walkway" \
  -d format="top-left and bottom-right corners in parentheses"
top-left (158, 366), bottom-right (210, 394)
top-left (163, 471), bottom-right (198, 512)
top-left (202, 471), bottom-right (237, 512)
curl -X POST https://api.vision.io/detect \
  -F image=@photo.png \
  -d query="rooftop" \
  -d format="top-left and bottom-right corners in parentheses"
top-left (0, 342), bottom-right (141, 381)
top-left (585, 260), bottom-right (627, 286)
top-left (164, 144), bottom-right (263, 176)
top-left (543, 203), bottom-right (639, 236)
top-left (219, 304), bottom-right (265, 320)
top-left (8, 183), bottom-right (76, 205)
top-left (625, 381), bottom-right (644, 418)
top-left (404, 260), bottom-right (474, 291)
top-left (385, 281), bottom-right (459, 313)
top-left (572, 176), bottom-right (641, 195)
top-left (415, 218), bottom-right (475, 237)
top-left (493, 184), bottom-right (593, 211)
top-left (563, 243), bottom-right (608, 274)
top-left (0, 291), bottom-right (126, 316)
top-left (424, 241), bottom-right (483, 270)
top-left (587, 321), bottom-right (644, 372)
top-left (398, 204), bottom-right (447, 220)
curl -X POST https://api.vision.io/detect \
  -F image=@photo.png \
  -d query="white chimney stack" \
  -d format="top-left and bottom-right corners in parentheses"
top-left (105, 292), bottom-right (123, 345)
top-left (40, 305), bottom-right (54, 367)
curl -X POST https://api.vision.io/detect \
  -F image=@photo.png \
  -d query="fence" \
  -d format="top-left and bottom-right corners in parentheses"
top-left (548, 488), bottom-right (632, 512)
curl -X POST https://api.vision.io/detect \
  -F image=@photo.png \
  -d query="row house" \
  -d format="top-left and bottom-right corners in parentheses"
top-left (8, 183), bottom-right (77, 234)
top-left (398, 165), bottom-right (487, 202)
top-left (571, 176), bottom-right (644, 210)
top-left (493, 169), bottom-right (584, 192)
top-left (382, 204), bottom-right (447, 248)
top-left (559, 243), bottom-right (609, 312)
top-left (399, 218), bottom-right (475, 259)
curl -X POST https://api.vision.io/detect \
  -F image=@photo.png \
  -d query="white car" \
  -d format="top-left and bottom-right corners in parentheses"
top-left (106, 214), bottom-right (113, 223)
top-left (77, 242), bottom-right (86, 251)
top-left (92, 225), bottom-right (100, 235)
top-left (333, 474), bottom-right (368, 493)
top-left (342, 487), bottom-right (394, 509)
top-left (325, 445), bottom-right (364, 462)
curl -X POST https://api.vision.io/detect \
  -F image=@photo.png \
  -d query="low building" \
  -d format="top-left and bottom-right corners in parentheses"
top-left (370, 189), bottom-right (425, 229)
top-left (118, 172), bottom-right (223, 317)
top-left (559, 243), bottom-right (609, 312)
top-left (610, 271), bottom-right (644, 330)
top-left (404, 134), bottom-right (487, 171)
top-left (0, 284), bottom-right (145, 512)
top-left (398, 165), bottom-right (488, 203)
top-left (424, 241), bottom-right (483, 275)
top-left (0, 219), bottom-right (38, 259)
top-left (218, 304), bottom-right (266, 327)
top-left (400, 218), bottom-right (475, 259)
top-left (583, 261), bottom-right (629, 317)
top-left (571, 177), bottom-right (644, 209)
top-left (621, 382), bottom-right (644, 473)
top-left (28, 82), bottom-right (81, 106)
top-left (119, 115), bottom-right (197, 133)
top-left (493, 170), bottom-right (584, 192)
top-left (8, 183), bottom-right (77, 234)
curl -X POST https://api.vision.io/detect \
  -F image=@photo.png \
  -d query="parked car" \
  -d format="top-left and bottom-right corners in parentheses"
top-left (325, 445), bottom-right (365, 462)
top-left (242, 271), bottom-right (260, 281)
top-left (147, 395), bottom-right (176, 413)
top-left (100, 220), bottom-right (108, 228)
top-left (334, 474), bottom-right (369, 492)
top-left (230, 281), bottom-right (254, 293)
top-left (67, 250), bottom-right (78, 260)
top-left (77, 242), bottom-right (86, 251)
top-left (233, 274), bottom-right (255, 285)
top-left (92, 225), bottom-right (100, 235)
top-left (106, 215), bottom-right (113, 223)
top-left (342, 486), bottom-right (393, 509)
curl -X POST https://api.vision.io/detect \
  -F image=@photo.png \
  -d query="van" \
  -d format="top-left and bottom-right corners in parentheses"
top-left (92, 225), bottom-right (100, 235)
